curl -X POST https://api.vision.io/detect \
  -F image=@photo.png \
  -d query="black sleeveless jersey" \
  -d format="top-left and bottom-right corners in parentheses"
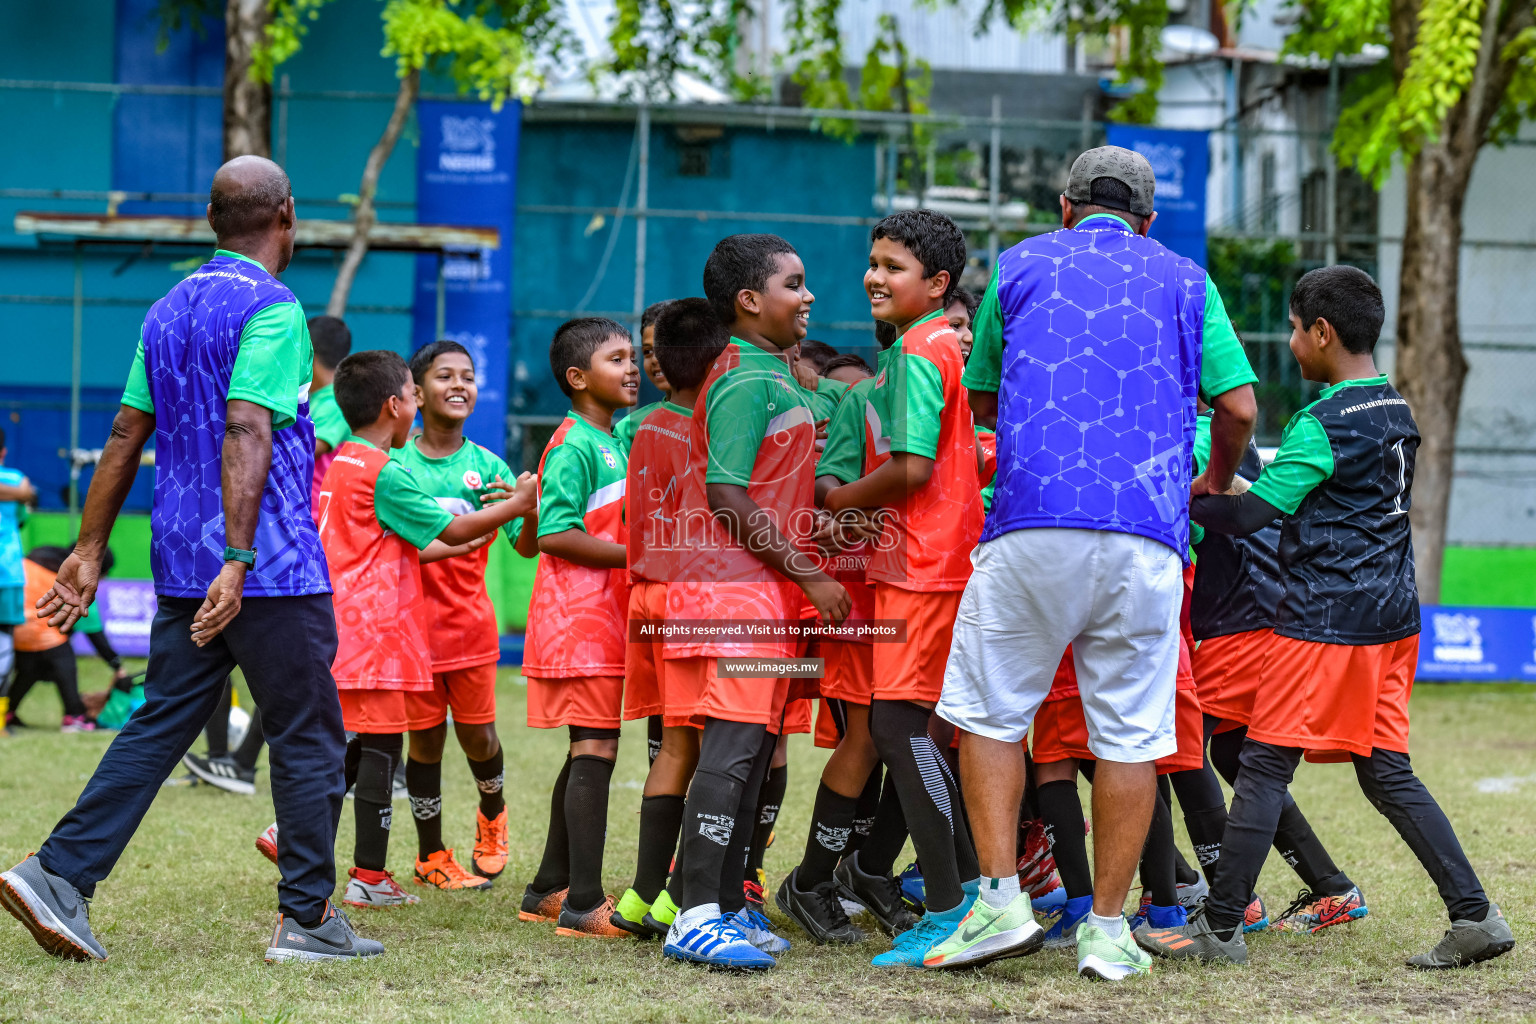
top-left (1273, 381), bottom-right (1421, 644)
top-left (1191, 440), bottom-right (1283, 640)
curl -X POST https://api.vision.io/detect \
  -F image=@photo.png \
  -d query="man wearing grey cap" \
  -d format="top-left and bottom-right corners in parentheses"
top-left (924, 146), bottom-right (1257, 978)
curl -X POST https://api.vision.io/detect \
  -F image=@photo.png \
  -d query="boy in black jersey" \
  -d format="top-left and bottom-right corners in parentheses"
top-left (1140, 265), bottom-right (1515, 969)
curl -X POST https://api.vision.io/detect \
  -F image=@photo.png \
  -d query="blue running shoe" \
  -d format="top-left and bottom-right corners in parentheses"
top-left (895, 862), bottom-right (925, 910)
top-left (1042, 893), bottom-right (1094, 950)
top-left (871, 903), bottom-right (964, 968)
top-left (729, 906), bottom-right (792, 955)
top-left (665, 915), bottom-right (776, 969)
top-left (1131, 901), bottom-right (1187, 936)
top-left (1030, 882), bottom-right (1069, 916)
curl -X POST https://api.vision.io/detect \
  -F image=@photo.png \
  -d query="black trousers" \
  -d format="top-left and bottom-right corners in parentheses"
top-left (10, 644), bottom-right (85, 718)
top-left (38, 595), bottom-right (347, 920)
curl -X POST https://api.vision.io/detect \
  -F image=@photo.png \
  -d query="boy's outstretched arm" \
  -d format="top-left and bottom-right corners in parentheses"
top-left (0, 479), bottom-right (35, 503)
top-left (822, 453), bottom-right (933, 513)
top-left (436, 472), bottom-right (537, 546)
top-left (1190, 492), bottom-right (1284, 536)
top-left (420, 531), bottom-right (495, 564)
top-left (538, 529), bottom-right (625, 569)
top-left (514, 513), bottom-right (540, 558)
top-left (1193, 384), bottom-right (1257, 496)
top-left (707, 482), bottom-right (850, 622)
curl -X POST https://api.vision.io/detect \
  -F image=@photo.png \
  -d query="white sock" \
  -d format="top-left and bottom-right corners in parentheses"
top-left (1087, 911), bottom-right (1125, 938)
top-left (674, 902), bottom-right (720, 933)
top-left (980, 875), bottom-right (1021, 909)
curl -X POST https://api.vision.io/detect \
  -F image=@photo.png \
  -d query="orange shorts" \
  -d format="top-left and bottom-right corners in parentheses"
top-left (871, 585), bottom-right (962, 704)
top-left (339, 688), bottom-right (410, 734)
top-left (1248, 633), bottom-right (1418, 762)
top-left (658, 656), bottom-right (708, 730)
top-left (814, 698), bottom-right (845, 749)
top-left (670, 657), bottom-right (791, 731)
top-left (624, 583), bottom-right (667, 721)
top-left (819, 640), bottom-right (874, 705)
top-left (1191, 628), bottom-right (1273, 728)
top-left (525, 674), bottom-right (624, 730)
top-left (402, 662), bottom-right (499, 730)
top-left (781, 697), bottom-right (812, 735)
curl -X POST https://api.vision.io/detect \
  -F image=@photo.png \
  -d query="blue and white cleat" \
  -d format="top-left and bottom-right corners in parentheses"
top-left (664, 915), bottom-right (777, 969)
top-left (729, 905), bottom-right (792, 955)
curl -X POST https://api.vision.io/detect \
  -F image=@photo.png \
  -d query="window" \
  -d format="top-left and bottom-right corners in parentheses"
top-left (679, 143), bottom-right (711, 177)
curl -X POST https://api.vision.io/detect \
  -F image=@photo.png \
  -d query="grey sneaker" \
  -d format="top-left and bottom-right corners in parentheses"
top-left (1134, 903), bottom-right (1247, 964)
top-left (1407, 904), bottom-right (1515, 969)
top-left (0, 854), bottom-right (108, 961)
top-left (835, 852), bottom-right (921, 936)
top-left (265, 901), bottom-right (385, 962)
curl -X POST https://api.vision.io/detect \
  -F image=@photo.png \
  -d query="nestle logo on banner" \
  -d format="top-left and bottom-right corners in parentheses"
top-left (439, 116), bottom-right (496, 173)
top-left (1431, 612), bottom-right (1484, 664)
top-left (443, 248), bottom-right (493, 281)
top-left (1133, 142), bottom-right (1186, 200)
top-left (444, 331), bottom-right (491, 372)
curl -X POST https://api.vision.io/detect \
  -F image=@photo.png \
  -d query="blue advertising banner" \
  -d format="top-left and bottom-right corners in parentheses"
top-left (1104, 125), bottom-right (1209, 269)
top-left (411, 101), bottom-right (520, 451)
top-left (1417, 605), bottom-right (1536, 682)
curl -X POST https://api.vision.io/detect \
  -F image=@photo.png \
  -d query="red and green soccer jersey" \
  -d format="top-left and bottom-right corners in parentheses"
top-left (317, 437), bottom-right (453, 691)
top-left (391, 435), bottom-right (523, 672)
top-left (867, 310), bottom-right (984, 590)
top-left (975, 424), bottom-right (998, 513)
top-left (626, 402), bottom-right (694, 584)
top-left (522, 414), bottom-right (629, 679)
top-left (615, 400), bottom-right (663, 452)
top-left (814, 366), bottom-right (890, 633)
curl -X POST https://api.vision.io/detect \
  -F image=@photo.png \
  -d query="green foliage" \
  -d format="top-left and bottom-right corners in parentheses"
top-left (152, 0), bottom-right (219, 52)
top-left (605, 0), bottom-right (760, 100)
top-left (254, 0), bottom-right (339, 84)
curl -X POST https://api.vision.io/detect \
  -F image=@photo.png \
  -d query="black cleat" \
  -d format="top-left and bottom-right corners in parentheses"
top-left (835, 852), bottom-right (921, 936)
top-left (775, 867), bottom-right (866, 945)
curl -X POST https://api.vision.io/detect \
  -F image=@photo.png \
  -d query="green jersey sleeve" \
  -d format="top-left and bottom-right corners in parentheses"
top-left (1249, 411), bottom-right (1334, 514)
top-left (888, 351), bottom-right (945, 460)
top-left (121, 333), bottom-right (154, 414)
top-left (961, 266), bottom-right (1004, 393)
top-left (806, 376), bottom-right (848, 421)
top-left (614, 402), bottom-right (658, 451)
top-left (1199, 278), bottom-right (1258, 400)
top-left (817, 386), bottom-right (869, 484)
top-left (309, 387), bottom-right (350, 450)
top-left (537, 439), bottom-right (597, 538)
top-left (704, 376), bottom-right (773, 487)
top-left (228, 302), bottom-right (312, 430)
top-left (1190, 415), bottom-right (1213, 546)
top-left (373, 461), bottom-right (455, 550)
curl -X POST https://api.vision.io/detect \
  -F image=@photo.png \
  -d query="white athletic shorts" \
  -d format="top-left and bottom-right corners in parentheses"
top-left (937, 527), bottom-right (1180, 760)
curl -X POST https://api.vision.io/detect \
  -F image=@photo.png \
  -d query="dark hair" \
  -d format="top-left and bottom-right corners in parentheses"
top-left (409, 339), bottom-right (473, 384)
top-left (308, 315), bottom-right (352, 371)
top-left (653, 298), bottom-right (729, 392)
top-left (550, 317), bottom-right (629, 398)
top-left (1289, 265), bottom-right (1385, 355)
top-left (823, 353), bottom-right (873, 377)
top-left (702, 234), bottom-right (799, 324)
top-left (334, 350), bottom-right (411, 430)
top-left (874, 320), bottom-right (899, 350)
top-left (798, 339), bottom-right (839, 374)
top-left (641, 300), bottom-right (673, 332)
top-left (870, 209), bottom-right (968, 305)
top-left (208, 168), bottom-right (292, 238)
top-left (946, 287), bottom-right (978, 322)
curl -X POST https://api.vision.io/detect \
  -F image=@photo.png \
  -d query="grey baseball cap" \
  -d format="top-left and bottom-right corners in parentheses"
top-left (1064, 146), bottom-right (1156, 217)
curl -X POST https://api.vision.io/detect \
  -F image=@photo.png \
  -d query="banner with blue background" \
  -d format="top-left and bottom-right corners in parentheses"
top-left (1417, 606), bottom-right (1536, 682)
top-left (1104, 125), bottom-right (1209, 270)
top-left (411, 100), bottom-right (521, 451)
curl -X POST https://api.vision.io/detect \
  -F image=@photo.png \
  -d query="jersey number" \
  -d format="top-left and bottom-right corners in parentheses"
top-left (1387, 439), bottom-right (1408, 516)
top-left (317, 490), bottom-right (333, 534)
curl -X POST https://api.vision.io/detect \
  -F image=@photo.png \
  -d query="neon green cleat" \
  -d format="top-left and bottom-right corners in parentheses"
top-left (923, 894), bottom-right (1044, 969)
top-left (640, 889), bottom-right (679, 938)
top-left (1077, 920), bottom-right (1153, 981)
top-left (610, 888), bottom-right (654, 938)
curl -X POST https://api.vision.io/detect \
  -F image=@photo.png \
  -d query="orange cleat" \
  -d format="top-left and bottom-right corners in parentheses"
top-left (414, 848), bottom-right (492, 891)
top-left (472, 808), bottom-right (509, 880)
top-left (555, 895), bottom-right (631, 938)
top-left (255, 822), bottom-right (278, 865)
top-left (520, 885), bottom-right (567, 922)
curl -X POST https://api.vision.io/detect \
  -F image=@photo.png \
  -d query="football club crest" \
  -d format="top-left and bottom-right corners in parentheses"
top-left (874, 370), bottom-right (887, 388)
top-left (463, 470), bottom-right (483, 490)
top-left (599, 445), bottom-right (618, 469)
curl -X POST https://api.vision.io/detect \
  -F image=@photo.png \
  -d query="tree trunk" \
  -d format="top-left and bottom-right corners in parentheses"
top-left (1394, 142), bottom-right (1473, 604)
top-left (223, 0), bottom-right (271, 159)
top-left (328, 69), bottom-right (420, 318)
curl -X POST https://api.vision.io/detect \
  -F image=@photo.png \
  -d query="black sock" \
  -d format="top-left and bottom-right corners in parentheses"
top-left (232, 706), bottom-right (265, 771)
top-left (406, 757), bottom-right (444, 859)
top-left (1207, 740), bottom-right (1301, 931)
top-left (747, 763), bottom-right (788, 882)
top-left (678, 719), bottom-right (764, 913)
top-left (800, 781), bottom-right (861, 888)
top-left (1173, 845), bottom-right (1200, 886)
top-left (205, 678), bottom-right (232, 758)
top-left (1140, 790), bottom-right (1179, 906)
top-left (634, 794), bottom-right (686, 903)
top-left (870, 699), bottom-right (965, 912)
top-left (1170, 762), bottom-right (1229, 875)
top-left (1037, 778), bottom-right (1092, 899)
top-left (722, 732), bottom-right (774, 914)
top-left (1273, 795), bottom-right (1349, 893)
top-left (847, 766), bottom-right (883, 857)
top-left (647, 715), bottom-right (664, 766)
top-left (856, 767), bottom-right (908, 877)
top-left (564, 755), bottom-right (616, 913)
top-left (468, 746), bottom-right (506, 818)
top-left (353, 734), bottom-right (402, 871)
top-left (1021, 750), bottom-right (1039, 820)
top-left (530, 756), bottom-right (573, 893)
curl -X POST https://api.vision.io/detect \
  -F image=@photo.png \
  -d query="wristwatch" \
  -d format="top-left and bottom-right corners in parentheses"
top-left (223, 545), bottom-right (256, 568)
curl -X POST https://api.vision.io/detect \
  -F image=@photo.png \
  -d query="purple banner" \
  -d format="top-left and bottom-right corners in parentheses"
top-left (71, 579), bottom-right (158, 658)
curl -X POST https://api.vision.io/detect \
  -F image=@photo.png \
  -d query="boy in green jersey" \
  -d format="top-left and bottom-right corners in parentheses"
top-left (614, 300), bottom-right (674, 450)
top-left (307, 315), bottom-right (353, 513)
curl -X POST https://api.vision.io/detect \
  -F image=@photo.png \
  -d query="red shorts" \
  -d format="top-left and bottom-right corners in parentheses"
top-left (402, 662), bottom-right (498, 730)
top-left (871, 585), bottom-right (962, 705)
top-left (339, 689), bottom-right (410, 734)
top-left (819, 640), bottom-right (874, 705)
top-left (624, 582), bottom-right (667, 721)
top-left (814, 698), bottom-right (845, 749)
top-left (1191, 628), bottom-right (1273, 728)
top-left (781, 697), bottom-right (812, 735)
top-left (671, 657), bottom-right (791, 731)
top-left (1248, 634), bottom-right (1418, 762)
top-left (659, 657), bottom-right (708, 730)
top-left (525, 674), bottom-right (624, 730)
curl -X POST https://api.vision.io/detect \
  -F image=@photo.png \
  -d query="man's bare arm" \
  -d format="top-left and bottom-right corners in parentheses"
top-left (190, 399), bottom-right (271, 646)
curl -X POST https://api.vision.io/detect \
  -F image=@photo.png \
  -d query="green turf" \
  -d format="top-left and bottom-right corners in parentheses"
top-left (3, 664), bottom-right (1534, 1023)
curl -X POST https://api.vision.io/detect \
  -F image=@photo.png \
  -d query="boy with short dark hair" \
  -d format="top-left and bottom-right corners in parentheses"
top-left (519, 317), bottom-right (637, 938)
top-left (610, 297), bottom-right (729, 938)
top-left (306, 314), bottom-right (352, 512)
top-left (822, 209), bottom-right (992, 969)
top-left (318, 350), bottom-right (534, 909)
top-left (614, 300), bottom-right (674, 450)
top-left (661, 233), bottom-right (850, 970)
top-left (393, 339), bottom-right (528, 891)
top-left (1140, 264), bottom-right (1516, 969)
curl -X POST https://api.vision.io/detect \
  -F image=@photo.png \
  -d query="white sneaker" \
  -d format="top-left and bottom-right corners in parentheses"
top-left (342, 868), bottom-right (420, 908)
top-left (729, 906), bottom-right (792, 955)
top-left (255, 822), bottom-right (279, 865)
top-left (664, 913), bottom-right (776, 968)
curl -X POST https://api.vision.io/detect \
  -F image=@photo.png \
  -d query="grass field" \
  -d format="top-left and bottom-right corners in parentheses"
top-left (2, 662), bottom-right (1535, 1023)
